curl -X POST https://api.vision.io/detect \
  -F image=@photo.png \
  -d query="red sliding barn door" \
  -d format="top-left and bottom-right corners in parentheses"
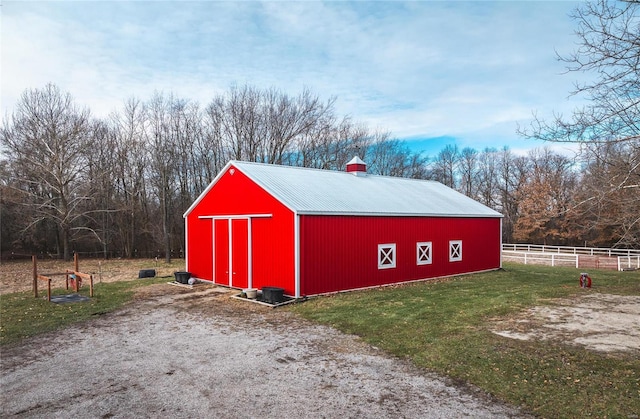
top-left (213, 218), bottom-right (249, 289)
top-left (231, 219), bottom-right (249, 289)
top-left (214, 219), bottom-right (229, 285)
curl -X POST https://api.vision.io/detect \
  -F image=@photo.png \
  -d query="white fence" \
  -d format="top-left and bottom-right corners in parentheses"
top-left (502, 244), bottom-right (640, 271)
top-left (502, 243), bottom-right (640, 257)
top-left (502, 250), bottom-right (579, 268)
top-left (618, 256), bottom-right (640, 271)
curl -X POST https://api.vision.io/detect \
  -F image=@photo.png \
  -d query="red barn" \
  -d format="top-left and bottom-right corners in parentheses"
top-left (183, 157), bottom-right (502, 298)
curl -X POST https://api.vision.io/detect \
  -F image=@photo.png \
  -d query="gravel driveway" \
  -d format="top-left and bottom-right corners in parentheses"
top-left (1, 285), bottom-right (527, 418)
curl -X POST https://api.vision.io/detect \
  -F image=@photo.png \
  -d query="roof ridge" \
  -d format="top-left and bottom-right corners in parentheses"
top-left (231, 160), bottom-right (440, 184)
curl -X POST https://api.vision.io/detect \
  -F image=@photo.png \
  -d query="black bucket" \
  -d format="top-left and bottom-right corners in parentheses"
top-left (174, 271), bottom-right (191, 284)
top-left (262, 286), bottom-right (284, 304)
top-left (138, 269), bottom-right (156, 278)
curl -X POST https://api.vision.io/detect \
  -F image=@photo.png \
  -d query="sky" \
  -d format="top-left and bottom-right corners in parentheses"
top-left (1, 0), bottom-right (590, 157)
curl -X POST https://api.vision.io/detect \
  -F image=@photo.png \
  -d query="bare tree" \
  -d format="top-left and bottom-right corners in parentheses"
top-left (218, 85), bottom-right (264, 161)
top-left (520, 0), bottom-right (639, 145)
top-left (459, 147), bottom-right (478, 197)
top-left (146, 92), bottom-right (180, 263)
top-left (80, 119), bottom-right (119, 258)
top-left (0, 84), bottom-right (93, 260)
top-left (172, 99), bottom-right (202, 258)
top-left (196, 100), bottom-right (227, 187)
top-left (365, 132), bottom-right (398, 175)
top-left (498, 148), bottom-right (529, 243)
top-left (263, 87), bottom-right (334, 164)
top-left (429, 144), bottom-right (459, 188)
top-left (326, 121), bottom-right (372, 170)
top-left (475, 148), bottom-right (500, 207)
top-left (288, 110), bottom-right (338, 168)
top-left (518, 0), bottom-right (639, 247)
top-left (569, 142), bottom-right (640, 247)
top-left (367, 134), bottom-right (428, 178)
top-left (0, 161), bottom-right (27, 259)
top-left (109, 98), bottom-right (153, 257)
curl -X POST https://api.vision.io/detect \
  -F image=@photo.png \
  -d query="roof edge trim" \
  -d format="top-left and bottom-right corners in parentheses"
top-left (295, 211), bottom-right (503, 218)
top-left (183, 160), bottom-right (235, 218)
top-left (184, 160), bottom-right (299, 218)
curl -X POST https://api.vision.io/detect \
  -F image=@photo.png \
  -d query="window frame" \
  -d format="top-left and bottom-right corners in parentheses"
top-left (416, 241), bottom-right (433, 265)
top-left (378, 243), bottom-right (396, 269)
top-left (449, 240), bottom-right (462, 262)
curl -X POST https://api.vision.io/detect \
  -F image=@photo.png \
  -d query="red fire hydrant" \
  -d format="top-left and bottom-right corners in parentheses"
top-left (579, 272), bottom-right (592, 288)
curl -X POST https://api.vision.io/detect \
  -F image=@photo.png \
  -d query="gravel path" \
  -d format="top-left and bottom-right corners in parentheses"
top-left (1, 286), bottom-right (527, 418)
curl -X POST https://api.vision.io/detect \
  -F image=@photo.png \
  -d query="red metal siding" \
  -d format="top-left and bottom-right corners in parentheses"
top-left (299, 215), bottom-right (501, 296)
top-left (186, 216), bottom-right (213, 282)
top-left (186, 165), bottom-right (295, 295)
top-left (346, 163), bottom-right (366, 173)
top-left (250, 216), bottom-right (295, 293)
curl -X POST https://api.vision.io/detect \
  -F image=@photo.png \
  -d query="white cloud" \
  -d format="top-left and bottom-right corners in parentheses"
top-left (1, 0), bottom-right (589, 154)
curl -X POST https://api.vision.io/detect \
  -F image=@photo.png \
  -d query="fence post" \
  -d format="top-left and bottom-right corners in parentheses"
top-left (618, 257), bottom-right (621, 271)
top-left (32, 255), bottom-right (38, 298)
top-left (576, 255), bottom-right (579, 269)
top-left (551, 254), bottom-right (555, 267)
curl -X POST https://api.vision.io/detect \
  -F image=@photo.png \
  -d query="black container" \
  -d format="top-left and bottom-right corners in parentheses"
top-left (174, 271), bottom-right (192, 284)
top-left (138, 269), bottom-right (156, 278)
top-left (261, 286), bottom-right (284, 304)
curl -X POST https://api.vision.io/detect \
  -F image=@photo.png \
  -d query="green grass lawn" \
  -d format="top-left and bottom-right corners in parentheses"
top-left (0, 276), bottom-right (169, 346)
top-left (290, 263), bottom-right (640, 418)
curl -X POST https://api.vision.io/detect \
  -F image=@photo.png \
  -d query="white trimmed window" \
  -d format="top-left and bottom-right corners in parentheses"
top-left (416, 242), bottom-right (432, 265)
top-left (449, 240), bottom-right (462, 262)
top-left (378, 243), bottom-right (396, 269)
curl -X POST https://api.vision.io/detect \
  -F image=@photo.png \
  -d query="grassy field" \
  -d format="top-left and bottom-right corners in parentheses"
top-left (290, 263), bottom-right (640, 418)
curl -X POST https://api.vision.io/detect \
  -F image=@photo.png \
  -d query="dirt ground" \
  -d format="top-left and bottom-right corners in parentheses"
top-left (492, 293), bottom-right (640, 353)
top-left (0, 284), bottom-right (528, 418)
top-left (0, 258), bottom-right (184, 295)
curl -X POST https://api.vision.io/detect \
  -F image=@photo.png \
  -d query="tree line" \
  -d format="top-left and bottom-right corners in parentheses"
top-left (0, 83), bottom-right (423, 262)
top-left (1, 82), bottom-right (637, 262)
top-left (3, 0), bottom-right (638, 260)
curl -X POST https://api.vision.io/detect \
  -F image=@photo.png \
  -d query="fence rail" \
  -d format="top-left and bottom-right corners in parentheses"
top-left (502, 243), bottom-right (640, 257)
top-left (618, 256), bottom-right (640, 271)
top-left (502, 244), bottom-right (640, 271)
top-left (502, 251), bottom-right (579, 268)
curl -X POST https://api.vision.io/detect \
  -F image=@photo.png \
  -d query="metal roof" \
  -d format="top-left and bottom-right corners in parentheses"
top-left (222, 161), bottom-right (502, 218)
